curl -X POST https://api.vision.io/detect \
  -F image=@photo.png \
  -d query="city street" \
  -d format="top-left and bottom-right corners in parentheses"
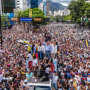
top-left (0, 23), bottom-right (90, 90)
top-left (0, 0), bottom-right (90, 90)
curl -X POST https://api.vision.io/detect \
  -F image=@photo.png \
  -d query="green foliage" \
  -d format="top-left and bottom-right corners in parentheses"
top-left (86, 21), bottom-right (90, 28)
top-left (50, 16), bottom-right (54, 21)
top-left (15, 11), bottom-right (23, 18)
top-left (85, 7), bottom-right (90, 18)
top-left (32, 8), bottom-right (44, 26)
top-left (80, 3), bottom-right (90, 16)
top-left (54, 15), bottom-right (65, 22)
top-left (64, 15), bottom-right (72, 21)
top-left (32, 8), bottom-right (44, 19)
top-left (1, 14), bottom-right (9, 27)
top-left (86, 21), bottom-right (90, 26)
top-left (68, 0), bottom-right (90, 22)
top-left (16, 8), bottom-right (45, 26)
top-left (76, 18), bottom-right (81, 24)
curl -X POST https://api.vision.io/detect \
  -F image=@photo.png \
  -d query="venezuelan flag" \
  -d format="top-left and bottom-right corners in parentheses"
top-left (85, 39), bottom-right (88, 48)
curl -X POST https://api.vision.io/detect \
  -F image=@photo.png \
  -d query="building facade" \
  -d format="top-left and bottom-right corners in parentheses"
top-left (43, 0), bottom-right (46, 15)
top-left (15, 0), bottom-right (49, 16)
top-left (2, 0), bottom-right (15, 13)
top-left (54, 9), bottom-right (70, 16)
top-left (46, 1), bottom-right (49, 16)
top-left (31, 0), bottom-right (48, 16)
top-left (0, 0), bottom-right (2, 15)
top-left (38, 0), bottom-right (43, 12)
top-left (15, 0), bottom-right (30, 11)
top-left (31, 0), bottom-right (38, 9)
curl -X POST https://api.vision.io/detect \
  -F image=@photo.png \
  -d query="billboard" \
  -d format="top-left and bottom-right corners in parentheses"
top-left (34, 18), bottom-right (42, 21)
top-left (20, 18), bottom-right (32, 22)
top-left (4, 13), bottom-right (14, 25)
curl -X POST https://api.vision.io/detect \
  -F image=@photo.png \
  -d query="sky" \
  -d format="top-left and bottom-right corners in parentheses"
top-left (51, 0), bottom-right (71, 6)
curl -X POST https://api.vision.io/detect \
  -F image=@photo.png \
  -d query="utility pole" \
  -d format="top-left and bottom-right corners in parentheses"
top-left (0, 0), bottom-right (2, 48)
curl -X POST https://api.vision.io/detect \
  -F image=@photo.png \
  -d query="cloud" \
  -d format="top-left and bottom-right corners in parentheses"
top-left (51, 0), bottom-right (71, 6)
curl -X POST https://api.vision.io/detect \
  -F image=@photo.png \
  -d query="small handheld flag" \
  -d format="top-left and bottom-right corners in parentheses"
top-left (85, 39), bottom-right (88, 48)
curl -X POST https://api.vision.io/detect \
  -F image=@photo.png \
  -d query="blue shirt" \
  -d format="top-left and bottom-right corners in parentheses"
top-left (26, 72), bottom-right (33, 81)
top-left (42, 42), bottom-right (52, 52)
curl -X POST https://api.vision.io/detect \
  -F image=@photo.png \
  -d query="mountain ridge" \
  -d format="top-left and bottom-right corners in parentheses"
top-left (48, 0), bottom-right (67, 12)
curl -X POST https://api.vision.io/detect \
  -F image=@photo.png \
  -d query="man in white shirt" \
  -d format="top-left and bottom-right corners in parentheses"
top-left (52, 72), bottom-right (58, 90)
top-left (27, 52), bottom-right (32, 61)
top-left (32, 57), bottom-right (38, 67)
top-left (26, 52), bottom-right (33, 71)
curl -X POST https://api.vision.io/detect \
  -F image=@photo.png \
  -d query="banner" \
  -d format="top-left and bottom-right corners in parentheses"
top-left (20, 18), bottom-right (32, 22)
top-left (29, 9), bottom-right (32, 18)
top-left (34, 18), bottom-right (41, 21)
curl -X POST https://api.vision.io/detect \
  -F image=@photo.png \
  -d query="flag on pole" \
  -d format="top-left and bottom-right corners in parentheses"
top-left (85, 39), bottom-right (88, 48)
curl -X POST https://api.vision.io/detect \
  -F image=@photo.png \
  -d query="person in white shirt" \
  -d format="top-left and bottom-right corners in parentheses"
top-left (32, 56), bottom-right (38, 67)
top-left (50, 41), bottom-right (57, 59)
top-left (52, 72), bottom-right (58, 90)
top-left (32, 56), bottom-right (38, 77)
top-left (26, 52), bottom-right (33, 71)
top-left (37, 42), bottom-right (44, 61)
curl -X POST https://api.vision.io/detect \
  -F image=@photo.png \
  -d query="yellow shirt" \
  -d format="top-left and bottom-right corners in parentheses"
top-left (73, 81), bottom-right (77, 90)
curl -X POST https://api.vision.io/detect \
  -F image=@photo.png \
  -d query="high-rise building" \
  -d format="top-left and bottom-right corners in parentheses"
top-left (0, 0), bottom-right (2, 15)
top-left (15, 0), bottom-right (49, 16)
top-left (2, 0), bottom-right (15, 13)
top-left (38, 0), bottom-right (43, 12)
top-left (43, 0), bottom-right (46, 15)
top-left (31, 0), bottom-right (38, 9)
top-left (31, 0), bottom-right (48, 16)
top-left (15, 0), bottom-right (30, 11)
top-left (46, 1), bottom-right (49, 16)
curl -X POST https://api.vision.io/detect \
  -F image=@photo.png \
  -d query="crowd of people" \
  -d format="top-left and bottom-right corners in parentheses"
top-left (0, 23), bottom-right (90, 90)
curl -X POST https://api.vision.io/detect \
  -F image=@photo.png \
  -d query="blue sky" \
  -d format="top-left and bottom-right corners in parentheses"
top-left (51, 0), bottom-right (71, 6)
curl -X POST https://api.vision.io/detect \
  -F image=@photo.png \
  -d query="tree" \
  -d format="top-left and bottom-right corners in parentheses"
top-left (1, 14), bottom-right (9, 27)
top-left (50, 15), bottom-right (54, 21)
top-left (16, 8), bottom-right (45, 31)
top-left (85, 6), bottom-right (90, 18)
top-left (32, 8), bottom-right (44, 26)
top-left (15, 11), bottom-right (23, 18)
top-left (68, 0), bottom-right (85, 22)
top-left (64, 15), bottom-right (72, 21)
top-left (80, 3), bottom-right (90, 16)
top-left (54, 15), bottom-right (65, 22)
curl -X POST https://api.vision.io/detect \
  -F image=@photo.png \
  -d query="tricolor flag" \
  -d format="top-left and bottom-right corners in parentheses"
top-left (85, 39), bottom-right (88, 48)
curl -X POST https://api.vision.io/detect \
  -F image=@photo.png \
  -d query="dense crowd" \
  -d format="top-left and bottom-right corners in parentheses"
top-left (0, 23), bottom-right (90, 90)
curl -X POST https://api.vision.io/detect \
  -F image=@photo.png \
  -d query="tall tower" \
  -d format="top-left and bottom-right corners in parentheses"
top-left (0, 0), bottom-right (2, 15)
top-left (3, 0), bottom-right (15, 13)
top-left (46, 0), bottom-right (49, 16)
top-left (15, 0), bottom-right (30, 11)
top-left (38, 0), bottom-right (43, 11)
top-left (31, 0), bottom-right (38, 9)
top-left (43, 0), bottom-right (46, 15)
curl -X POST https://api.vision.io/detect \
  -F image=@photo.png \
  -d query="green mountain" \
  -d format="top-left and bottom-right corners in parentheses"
top-left (49, 0), bottom-right (66, 12)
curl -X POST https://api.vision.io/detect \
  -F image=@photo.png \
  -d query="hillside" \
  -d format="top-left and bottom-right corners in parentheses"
top-left (49, 0), bottom-right (66, 12)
